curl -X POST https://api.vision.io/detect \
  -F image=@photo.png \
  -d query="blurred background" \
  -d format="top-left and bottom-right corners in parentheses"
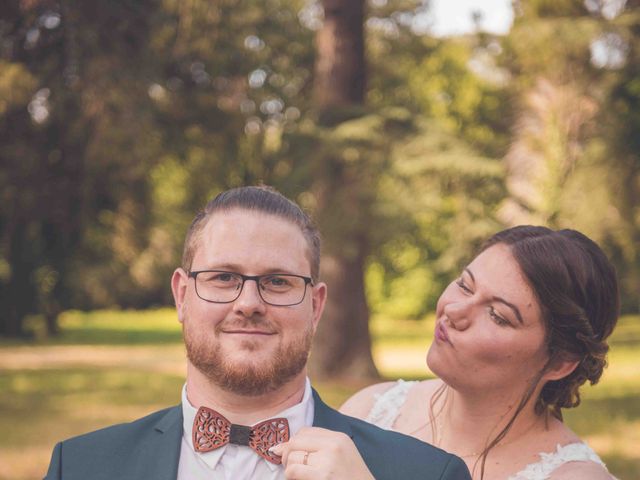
top-left (1, 0), bottom-right (639, 478)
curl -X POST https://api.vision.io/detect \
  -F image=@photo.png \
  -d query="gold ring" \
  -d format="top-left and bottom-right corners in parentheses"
top-left (302, 451), bottom-right (309, 465)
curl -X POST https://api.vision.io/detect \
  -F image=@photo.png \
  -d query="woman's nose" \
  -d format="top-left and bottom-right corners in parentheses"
top-left (443, 300), bottom-right (472, 331)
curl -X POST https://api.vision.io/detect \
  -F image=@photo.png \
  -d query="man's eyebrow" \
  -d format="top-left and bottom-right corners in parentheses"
top-left (198, 264), bottom-right (298, 275)
top-left (195, 263), bottom-right (242, 272)
top-left (492, 296), bottom-right (524, 324)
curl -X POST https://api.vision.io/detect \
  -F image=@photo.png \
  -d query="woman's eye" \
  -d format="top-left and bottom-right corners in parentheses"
top-left (456, 278), bottom-right (473, 294)
top-left (489, 307), bottom-right (510, 326)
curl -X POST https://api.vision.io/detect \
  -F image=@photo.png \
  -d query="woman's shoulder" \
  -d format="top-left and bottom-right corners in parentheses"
top-left (339, 381), bottom-right (399, 419)
top-left (547, 454), bottom-right (613, 480)
top-left (511, 434), bottom-right (613, 480)
top-left (340, 379), bottom-right (439, 421)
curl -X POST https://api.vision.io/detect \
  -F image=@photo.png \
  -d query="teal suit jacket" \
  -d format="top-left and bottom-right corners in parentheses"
top-left (45, 389), bottom-right (470, 479)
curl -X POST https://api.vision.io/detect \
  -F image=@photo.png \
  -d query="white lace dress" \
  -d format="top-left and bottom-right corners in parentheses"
top-left (365, 380), bottom-right (611, 480)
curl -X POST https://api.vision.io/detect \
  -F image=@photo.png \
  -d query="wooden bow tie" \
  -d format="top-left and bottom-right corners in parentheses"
top-left (192, 406), bottom-right (290, 464)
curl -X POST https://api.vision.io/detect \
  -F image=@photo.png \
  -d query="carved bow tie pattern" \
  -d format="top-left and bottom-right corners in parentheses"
top-left (192, 406), bottom-right (290, 464)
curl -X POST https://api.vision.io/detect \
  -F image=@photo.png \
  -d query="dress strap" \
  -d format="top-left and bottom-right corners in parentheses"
top-left (509, 442), bottom-right (609, 480)
top-left (365, 379), bottom-right (418, 430)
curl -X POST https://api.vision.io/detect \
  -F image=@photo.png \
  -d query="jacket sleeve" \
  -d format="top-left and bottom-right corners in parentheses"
top-left (439, 455), bottom-right (472, 480)
top-left (43, 442), bottom-right (62, 480)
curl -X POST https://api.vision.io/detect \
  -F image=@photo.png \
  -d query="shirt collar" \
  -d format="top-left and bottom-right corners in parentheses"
top-left (181, 377), bottom-right (315, 472)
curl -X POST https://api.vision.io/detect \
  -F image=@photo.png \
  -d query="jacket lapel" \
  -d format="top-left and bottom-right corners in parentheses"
top-left (311, 389), bottom-right (354, 438)
top-left (131, 405), bottom-right (183, 480)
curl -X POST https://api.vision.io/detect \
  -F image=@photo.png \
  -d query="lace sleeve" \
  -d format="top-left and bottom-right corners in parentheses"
top-left (364, 380), bottom-right (418, 430)
top-left (509, 442), bottom-right (611, 480)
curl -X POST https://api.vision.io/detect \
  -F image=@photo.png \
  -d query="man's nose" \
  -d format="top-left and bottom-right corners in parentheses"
top-left (232, 279), bottom-right (267, 316)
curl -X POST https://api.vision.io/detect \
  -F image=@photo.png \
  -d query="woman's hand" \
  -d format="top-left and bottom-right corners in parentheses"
top-left (270, 426), bottom-right (375, 480)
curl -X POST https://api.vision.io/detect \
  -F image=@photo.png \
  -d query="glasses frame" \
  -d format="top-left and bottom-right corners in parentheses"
top-left (188, 270), bottom-right (314, 306)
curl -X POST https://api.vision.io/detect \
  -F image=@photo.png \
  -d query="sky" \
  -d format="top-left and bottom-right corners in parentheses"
top-left (429, 0), bottom-right (514, 36)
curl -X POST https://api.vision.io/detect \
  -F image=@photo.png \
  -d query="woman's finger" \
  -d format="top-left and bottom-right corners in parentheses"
top-left (284, 426), bottom-right (351, 452)
top-left (285, 462), bottom-right (314, 480)
top-left (288, 449), bottom-right (311, 466)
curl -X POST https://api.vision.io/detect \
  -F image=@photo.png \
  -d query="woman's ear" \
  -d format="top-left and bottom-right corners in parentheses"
top-left (543, 353), bottom-right (580, 382)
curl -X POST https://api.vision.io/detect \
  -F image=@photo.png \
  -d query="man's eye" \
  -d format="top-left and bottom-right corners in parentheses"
top-left (266, 276), bottom-right (290, 286)
top-left (201, 272), bottom-right (237, 285)
top-left (213, 273), bottom-right (233, 282)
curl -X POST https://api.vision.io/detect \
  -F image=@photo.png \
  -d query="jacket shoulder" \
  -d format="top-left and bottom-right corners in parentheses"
top-left (346, 414), bottom-right (471, 479)
top-left (62, 405), bottom-right (180, 448)
top-left (313, 391), bottom-right (470, 480)
top-left (45, 405), bottom-right (182, 480)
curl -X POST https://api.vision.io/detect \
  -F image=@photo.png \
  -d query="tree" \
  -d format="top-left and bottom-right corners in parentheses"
top-left (307, 0), bottom-right (379, 379)
top-left (600, 3), bottom-right (640, 311)
top-left (498, 0), bottom-right (640, 312)
top-left (0, 0), bottom-right (318, 336)
top-left (0, 0), bottom-right (156, 336)
top-left (300, 0), bottom-right (504, 378)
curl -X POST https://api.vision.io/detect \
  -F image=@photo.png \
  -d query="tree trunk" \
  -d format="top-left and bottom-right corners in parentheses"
top-left (313, 0), bottom-right (366, 109)
top-left (619, 160), bottom-right (640, 313)
top-left (1, 223), bottom-right (31, 337)
top-left (309, 0), bottom-right (379, 380)
top-left (310, 232), bottom-right (379, 380)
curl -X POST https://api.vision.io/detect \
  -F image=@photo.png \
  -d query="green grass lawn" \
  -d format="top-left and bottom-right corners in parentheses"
top-left (0, 310), bottom-right (638, 479)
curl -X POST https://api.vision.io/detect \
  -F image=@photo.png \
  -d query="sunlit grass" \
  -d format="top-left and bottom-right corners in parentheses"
top-left (0, 367), bottom-right (184, 480)
top-left (40, 308), bottom-right (181, 345)
top-left (0, 311), bottom-right (637, 479)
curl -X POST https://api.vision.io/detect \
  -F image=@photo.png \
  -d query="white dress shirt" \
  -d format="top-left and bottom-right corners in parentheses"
top-left (177, 378), bottom-right (315, 480)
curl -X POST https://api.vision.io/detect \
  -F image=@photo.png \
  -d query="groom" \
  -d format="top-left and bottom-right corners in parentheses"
top-left (45, 186), bottom-right (470, 479)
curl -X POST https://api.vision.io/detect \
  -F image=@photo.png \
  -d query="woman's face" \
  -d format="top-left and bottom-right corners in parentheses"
top-left (427, 243), bottom-right (550, 396)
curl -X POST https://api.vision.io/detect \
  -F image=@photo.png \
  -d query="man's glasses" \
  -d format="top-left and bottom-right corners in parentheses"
top-left (188, 270), bottom-right (314, 306)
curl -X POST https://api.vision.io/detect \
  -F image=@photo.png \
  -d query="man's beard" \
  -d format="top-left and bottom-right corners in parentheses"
top-left (183, 317), bottom-right (313, 396)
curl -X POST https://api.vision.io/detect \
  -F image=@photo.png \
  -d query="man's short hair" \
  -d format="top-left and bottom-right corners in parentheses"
top-left (182, 186), bottom-right (321, 281)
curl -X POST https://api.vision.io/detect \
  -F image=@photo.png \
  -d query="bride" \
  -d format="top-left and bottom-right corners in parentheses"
top-left (277, 226), bottom-right (618, 480)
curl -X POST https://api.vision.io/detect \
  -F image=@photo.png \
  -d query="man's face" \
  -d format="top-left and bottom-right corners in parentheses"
top-left (171, 208), bottom-right (326, 396)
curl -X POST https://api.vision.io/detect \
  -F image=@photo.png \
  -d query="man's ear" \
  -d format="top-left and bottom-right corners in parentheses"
top-left (543, 353), bottom-right (580, 382)
top-left (310, 282), bottom-right (327, 331)
top-left (171, 268), bottom-right (189, 324)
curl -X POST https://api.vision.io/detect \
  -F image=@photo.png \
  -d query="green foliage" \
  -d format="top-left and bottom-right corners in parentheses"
top-left (0, 0), bottom-right (318, 333)
top-left (599, 9), bottom-right (640, 312)
top-left (497, 1), bottom-right (640, 312)
top-left (282, 107), bottom-right (415, 257)
top-left (0, 61), bottom-right (37, 115)
top-left (365, 2), bottom-right (511, 156)
top-left (503, 16), bottom-right (599, 86)
top-left (365, 118), bottom-right (505, 319)
top-left (366, 252), bottom-right (436, 319)
top-left (407, 38), bottom-right (510, 155)
top-left (517, 0), bottom-right (588, 19)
